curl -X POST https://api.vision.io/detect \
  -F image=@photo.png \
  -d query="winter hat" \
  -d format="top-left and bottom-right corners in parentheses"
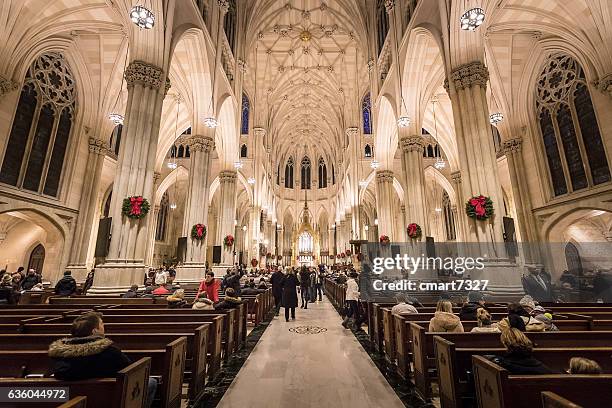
top-left (519, 295), bottom-right (536, 311)
top-left (468, 291), bottom-right (485, 302)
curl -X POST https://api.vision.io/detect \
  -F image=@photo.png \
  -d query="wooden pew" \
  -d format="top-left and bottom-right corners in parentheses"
top-left (541, 391), bottom-right (583, 408)
top-left (0, 332), bottom-right (204, 403)
top-left (435, 336), bottom-right (612, 408)
top-left (58, 396), bottom-right (87, 408)
top-left (0, 357), bottom-right (151, 408)
top-left (472, 355), bottom-right (612, 408)
top-left (410, 324), bottom-right (612, 399)
top-left (0, 339), bottom-right (185, 408)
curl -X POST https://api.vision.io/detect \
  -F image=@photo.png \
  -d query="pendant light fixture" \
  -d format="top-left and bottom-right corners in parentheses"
top-left (431, 98), bottom-right (446, 169)
top-left (460, 1), bottom-right (485, 31)
top-left (130, 1), bottom-right (155, 30)
top-left (109, 43), bottom-right (129, 126)
top-left (167, 96), bottom-right (181, 170)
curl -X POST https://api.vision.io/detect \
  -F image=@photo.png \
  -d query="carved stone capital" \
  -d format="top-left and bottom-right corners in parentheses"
top-left (217, 0), bottom-right (230, 14)
top-left (451, 171), bottom-right (461, 183)
top-left (153, 172), bottom-right (162, 184)
top-left (253, 127), bottom-right (266, 138)
top-left (164, 78), bottom-right (171, 96)
top-left (186, 135), bottom-right (215, 153)
top-left (0, 74), bottom-right (18, 99)
top-left (237, 58), bottom-right (248, 74)
top-left (502, 137), bottom-right (523, 155)
top-left (450, 61), bottom-right (489, 91)
top-left (595, 73), bottom-right (612, 98)
top-left (400, 136), bottom-right (425, 153)
top-left (345, 127), bottom-right (358, 138)
top-left (88, 138), bottom-right (108, 155)
top-left (367, 58), bottom-right (375, 73)
top-left (376, 170), bottom-right (394, 183)
top-left (219, 170), bottom-right (237, 183)
top-left (384, 0), bottom-right (395, 13)
top-left (124, 61), bottom-right (164, 90)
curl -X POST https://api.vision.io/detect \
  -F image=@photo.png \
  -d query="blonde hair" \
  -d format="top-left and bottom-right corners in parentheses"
top-left (500, 327), bottom-right (533, 354)
top-left (476, 308), bottom-right (492, 327)
top-left (569, 357), bottom-right (602, 374)
top-left (436, 300), bottom-right (453, 313)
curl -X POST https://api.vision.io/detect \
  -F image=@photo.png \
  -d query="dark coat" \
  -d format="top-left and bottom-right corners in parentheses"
top-left (299, 271), bottom-right (310, 287)
top-left (521, 273), bottom-right (553, 302)
top-left (459, 302), bottom-right (485, 321)
top-left (270, 271), bottom-right (284, 300)
top-left (282, 274), bottom-right (299, 308)
top-left (55, 276), bottom-right (77, 296)
top-left (21, 274), bottom-right (42, 290)
top-left (225, 274), bottom-right (242, 295)
top-left (241, 287), bottom-right (261, 295)
top-left (48, 336), bottom-right (131, 380)
top-left (214, 296), bottom-right (243, 310)
top-left (121, 290), bottom-right (139, 298)
top-left (489, 352), bottom-right (554, 375)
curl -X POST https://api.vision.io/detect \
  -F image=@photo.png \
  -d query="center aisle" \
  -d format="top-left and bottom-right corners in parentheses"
top-left (217, 297), bottom-right (405, 408)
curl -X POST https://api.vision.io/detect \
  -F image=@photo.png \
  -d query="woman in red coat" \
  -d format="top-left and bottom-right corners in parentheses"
top-left (197, 272), bottom-right (220, 302)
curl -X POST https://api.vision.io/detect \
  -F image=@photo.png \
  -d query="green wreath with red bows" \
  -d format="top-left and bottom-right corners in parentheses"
top-left (466, 195), bottom-right (494, 221)
top-left (407, 223), bottom-right (422, 239)
top-left (224, 234), bottom-right (234, 248)
top-left (191, 224), bottom-right (207, 241)
top-left (379, 235), bottom-right (390, 245)
top-left (122, 196), bottom-right (150, 219)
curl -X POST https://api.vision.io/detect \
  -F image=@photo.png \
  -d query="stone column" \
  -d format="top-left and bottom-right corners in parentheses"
top-left (177, 134), bottom-right (215, 282)
top-left (376, 170), bottom-right (395, 240)
top-left (450, 171), bottom-right (467, 242)
top-left (248, 205), bottom-right (260, 265)
top-left (446, 62), bottom-right (505, 246)
top-left (339, 220), bottom-right (346, 253)
top-left (265, 219), bottom-right (272, 266)
top-left (399, 134), bottom-right (428, 238)
top-left (502, 137), bottom-right (540, 264)
top-left (144, 171), bottom-right (162, 267)
top-left (217, 170), bottom-right (237, 266)
top-left (66, 137), bottom-right (109, 281)
top-left (400, 205), bottom-right (407, 241)
top-left (92, 61), bottom-right (169, 292)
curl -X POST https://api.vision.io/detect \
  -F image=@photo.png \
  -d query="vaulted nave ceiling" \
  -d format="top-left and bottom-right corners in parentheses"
top-left (244, 0), bottom-right (369, 161)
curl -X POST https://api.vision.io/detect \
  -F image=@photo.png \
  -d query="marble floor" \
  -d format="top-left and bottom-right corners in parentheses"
top-left (217, 297), bottom-right (405, 408)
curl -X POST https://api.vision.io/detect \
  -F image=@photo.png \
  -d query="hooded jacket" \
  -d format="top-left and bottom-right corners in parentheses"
top-left (489, 351), bottom-right (554, 375)
top-left (192, 298), bottom-right (215, 310)
top-left (48, 336), bottom-right (131, 380)
top-left (428, 311), bottom-right (464, 332)
top-left (459, 302), bottom-right (484, 321)
top-left (214, 295), bottom-right (243, 310)
top-left (54, 275), bottom-right (77, 296)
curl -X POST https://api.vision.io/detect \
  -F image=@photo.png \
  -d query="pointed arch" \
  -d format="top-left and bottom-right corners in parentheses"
top-left (318, 157), bottom-right (327, 188)
top-left (301, 156), bottom-right (311, 190)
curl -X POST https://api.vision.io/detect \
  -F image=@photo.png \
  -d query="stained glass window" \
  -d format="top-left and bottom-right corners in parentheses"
top-left (362, 92), bottom-right (372, 134)
top-left (241, 93), bottom-right (250, 135)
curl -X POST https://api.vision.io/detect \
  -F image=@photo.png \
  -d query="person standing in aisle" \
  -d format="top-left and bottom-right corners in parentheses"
top-left (342, 272), bottom-right (360, 329)
top-left (282, 268), bottom-right (299, 322)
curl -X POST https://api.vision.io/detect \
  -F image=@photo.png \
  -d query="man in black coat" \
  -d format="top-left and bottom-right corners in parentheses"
top-left (270, 268), bottom-right (285, 316)
top-left (21, 269), bottom-right (42, 290)
top-left (54, 271), bottom-right (77, 296)
top-left (521, 266), bottom-right (553, 302)
top-left (282, 271), bottom-right (299, 322)
top-left (48, 312), bottom-right (157, 407)
top-left (459, 291), bottom-right (488, 321)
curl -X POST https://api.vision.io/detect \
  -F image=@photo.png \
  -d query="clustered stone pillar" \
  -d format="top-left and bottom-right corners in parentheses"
top-left (248, 205), bottom-right (260, 265)
top-left (217, 170), bottom-right (237, 266)
top-left (67, 137), bottom-right (108, 281)
top-left (502, 137), bottom-right (540, 264)
top-left (93, 61), bottom-right (169, 291)
top-left (399, 134), bottom-right (428, 239)
top-left (178, 134), bottom-right (215, 281)
top-left (375, 170), bottom-right (395, 240)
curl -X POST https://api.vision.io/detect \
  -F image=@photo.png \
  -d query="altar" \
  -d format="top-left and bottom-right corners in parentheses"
top-left (291, 193), bottom-right (319, 266)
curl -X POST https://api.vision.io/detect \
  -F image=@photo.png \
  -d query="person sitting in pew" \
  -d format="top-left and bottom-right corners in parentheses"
top-left (459, 291), bottom-right (489, 321)
top-left (568, 357), bottom-right (602, 374)
top-left (192, 292), bottom-right (215, 310)
top-left (214, 288), bottom-right (243, 310)
top-left (391, 293), bottom-right (419, 316)
top-left (257, 278), bottom-right (268, 290)
top-left (48, 312), bottom-right (157, 408)
top-left (498, 303), bottom-right (545, 332)
top-left (54, 271), bottom-right (77, 296)
top-left (488, 327), bottom-right (553, 375)
top-left (428, 300), bottom-right (464, 332)
top-left (121, 284), bottom-right (140, 298)
top-left (197, 271), bottom-right (220, 302)
top-left (166, 289), bottom-right (186, 308)
top-left (241, 282), bottom-right (262, 295)
top-left (0, 273), bottom-right (16, 304)
top-left (152, 284), bottom-right (171, 295)
top-left (470, 308), bottom-right (500, 333)
top-left (532, 306), bottom-right (559, 331)
top-left (22, 268), bottom-right (42, 290)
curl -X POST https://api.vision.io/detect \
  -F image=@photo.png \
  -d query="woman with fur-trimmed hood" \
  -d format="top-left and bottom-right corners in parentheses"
top-left (48, 312), bottom-right (130, 380)
top-left (428, 300), bottom-right (464, 332)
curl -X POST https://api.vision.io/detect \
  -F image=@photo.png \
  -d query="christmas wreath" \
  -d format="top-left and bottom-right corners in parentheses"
top-left (191, 224), bottom-right (207, 241)
top-left (379, 235), bottom-right (390, 245)
top-left (340, 252), bottom-right (346, 258)
top-left (251, 258), bottom-right (258, 267)
top-left (224, 234), bottom-right (235, 248)
top-left (345, 249), bottom-right (352, 256)
top-left (266, 252), bottom-right (272, 259)
top-left (122, 196), bottom-right (150, 219)
top-left (466, 195), bottom-right (494, 221)
top-left (407, 223), bottom-right (422, 239)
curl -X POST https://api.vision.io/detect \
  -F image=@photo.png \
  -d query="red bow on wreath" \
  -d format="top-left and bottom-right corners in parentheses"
top-left (130, 196), bottom-right (144, 216)
top-left (408, 223), bottom-right (417, 236)
top-left (469, 195), bottom-right (487, 217)
top-left (196, 224), bottom-right (205, 238)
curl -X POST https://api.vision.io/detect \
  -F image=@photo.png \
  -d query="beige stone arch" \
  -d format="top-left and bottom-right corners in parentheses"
top-left (374, 94), bottom-right (398, 170)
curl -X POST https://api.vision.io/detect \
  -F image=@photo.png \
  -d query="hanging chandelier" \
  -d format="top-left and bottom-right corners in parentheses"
top-left (460, 8), bottom-right (485, 31)
top-left (370, 160), bottom-right (380, 169)
top-left (108, 113), bottom-right (124, 125)
top-left (203, 117), bottom-right (219, 128)
top-left (489, 112), bottom-right (503, 124)
top-left (397, 116), bottom-right (410, 128)
top-left (434, 157), bottom-right (446, 169)
top-left (167, 162), bottom-right (177, 170)
top-left (169, 202), bottom-right (177, 210)
top-left (234, 161), bottom-right (243, 169)
top-left (359, 180), bottom-right (368, 187)
top-left (247, 177), bottom-right (256, 184)
top-left (130, 5), bottom-right (155, 29)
